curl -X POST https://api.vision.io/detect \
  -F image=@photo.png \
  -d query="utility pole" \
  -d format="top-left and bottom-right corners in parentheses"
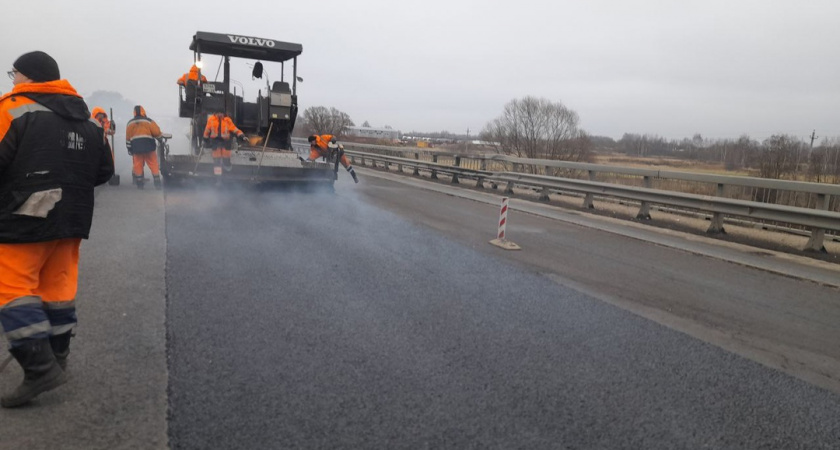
top-left (808, 129), bottom-right (827, 183)
top-left (466, 127), bottom-right (470, 152)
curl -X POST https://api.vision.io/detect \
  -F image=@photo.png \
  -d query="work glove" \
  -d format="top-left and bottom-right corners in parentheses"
top-left (297, 156), bottom-right (306, 163)
top-left (126, 142), bottom-right (133, 155)
top-left (238, 134), bottom-right (249, 143)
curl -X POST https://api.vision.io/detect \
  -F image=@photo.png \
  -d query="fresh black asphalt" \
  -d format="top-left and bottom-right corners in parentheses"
top-left (1, 177), bottom-right (837, 449)
top-left (164, 182), bottom-right (840, 449)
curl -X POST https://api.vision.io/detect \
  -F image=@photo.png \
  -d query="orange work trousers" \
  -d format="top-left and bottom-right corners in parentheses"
top-left (309, 148), bottom-right (350, 169)
top-left (0, 239), bottom-right (81, 306)
top-left (133, 151), bottom-right (160, 177)
top-left (0, 239), bottom-right (81, 343)
top-left (211, 148), bottom-right (232, 159)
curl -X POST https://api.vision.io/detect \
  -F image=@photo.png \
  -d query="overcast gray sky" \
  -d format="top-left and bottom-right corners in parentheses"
top-left (3, 0), bottom-right (838, 141)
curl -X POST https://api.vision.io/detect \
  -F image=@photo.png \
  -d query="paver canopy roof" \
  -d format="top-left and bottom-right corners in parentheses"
top-left (190, 31), bottom-right (303, 62)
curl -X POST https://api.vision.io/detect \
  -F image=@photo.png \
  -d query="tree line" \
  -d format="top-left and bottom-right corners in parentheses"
top-left (295, 97), bottom-right (839, 184)
top-left (603, 133), bottom-right (840, 183)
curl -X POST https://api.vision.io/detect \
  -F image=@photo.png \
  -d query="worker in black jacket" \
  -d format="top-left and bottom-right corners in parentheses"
top-left (0, 51), bottom-right (113, 408)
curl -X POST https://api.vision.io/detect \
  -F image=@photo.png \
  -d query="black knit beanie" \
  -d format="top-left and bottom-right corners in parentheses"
top-left (13, 51), bottom-right (60, 82)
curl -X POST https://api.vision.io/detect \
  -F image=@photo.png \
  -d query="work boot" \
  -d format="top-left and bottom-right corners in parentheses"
top-left (49, 332), bottom-right (72, 371)
top-left (222, 158), bottom-right (233, 172)
top-left (153, 175), bottom-right (162, 190)
top-left (133, 175), bottom-right (144, 189)
top-left (1, 339), bottom-right (67, 408)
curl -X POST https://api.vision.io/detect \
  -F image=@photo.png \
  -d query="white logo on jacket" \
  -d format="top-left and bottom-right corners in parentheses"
top-left (64, 132), bottom-right (86, 150)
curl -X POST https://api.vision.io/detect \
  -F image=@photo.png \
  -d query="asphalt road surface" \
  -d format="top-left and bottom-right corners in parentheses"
top-left (2, 169), bottom-right (839, 449)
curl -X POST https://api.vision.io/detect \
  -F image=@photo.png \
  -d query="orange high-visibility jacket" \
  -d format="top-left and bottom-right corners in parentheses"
top-left (125, 106), bottom-right (162, 154)
top-left (203, 115), bottom-right (243, 140)
top-left (311, 134), bottom-right (336, 152)
top-left (177, 65), bottom-right (207, 85)
top-left (90, 107), bottom-right (114, 139)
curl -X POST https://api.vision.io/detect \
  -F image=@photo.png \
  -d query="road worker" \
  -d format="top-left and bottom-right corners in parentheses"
top-left (308, 134), bottom-right (359, 183)
top-left (176, 64), bottom-right (207, 86)
top-left (0, 51), bottom-right (114, 408)
top-left (203, 109), bottom-right (248, 176)
top-left (125, 105), bottom-right (163, 189)
top-left (91, 106), bottom-right (117, 183)
top-left (177, 64), bottom-right (207, 107)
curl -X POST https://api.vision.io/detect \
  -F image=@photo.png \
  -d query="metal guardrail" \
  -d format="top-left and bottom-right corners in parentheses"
top-left (292, 138), bottom-right (840, 252)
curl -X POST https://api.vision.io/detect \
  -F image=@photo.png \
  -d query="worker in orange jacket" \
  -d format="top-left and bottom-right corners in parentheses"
top-left (91, 107), bottom-right (117, 183)
top-left (308, 134), bottom-right (359, 183)
top-left (125, 105), bottom-right (163, 189)
top-left (177, 64), bottom-right (207, 86)
top-left (177, 64), bottom-right (207, 106)
top-left (203, 110), bottom-right (248, 175)
top-left (0, 51), bottom-right (113, 408)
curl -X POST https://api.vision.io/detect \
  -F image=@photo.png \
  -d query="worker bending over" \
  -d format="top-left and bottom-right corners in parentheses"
top-left (307, 134), bottom-right (359, 183)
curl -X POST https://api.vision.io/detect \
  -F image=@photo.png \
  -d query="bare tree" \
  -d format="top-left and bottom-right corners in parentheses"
top-left (807, 149), bottom-right (828, 183)
top-left (480, 97), bottom-right (590, 169)
top-left (302, 106), bottom-right (355, 136)
top-left (817, 137), bottom-right (840, 184)
top-left (757, 134), bottom-right (801, 179)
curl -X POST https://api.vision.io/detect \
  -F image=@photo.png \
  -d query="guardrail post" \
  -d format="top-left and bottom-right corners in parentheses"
top-left (707, 183), bottom-right (727, 234)
top-left (360, 155), bottom-right (366, 167)
top-left (538, 165), bottom-right (552, 201)
top-left (431, 155), bottom-right (439, 179)
top-left (451, 156), bottom-right (461, 184)
top-left (636, 176), bottom-right (652, 220)
top-left (583, 170), bottom-right (596, 209)
top-left (504, 181), bottom-right (515, 194)
top-left (413, 153), bottom-right (420, 176)
top-left (804, 194), bottom-right (830, 253)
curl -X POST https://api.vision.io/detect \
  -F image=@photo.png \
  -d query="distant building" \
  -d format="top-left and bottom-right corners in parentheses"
top-left (346, 126), bottom-right (400, 140)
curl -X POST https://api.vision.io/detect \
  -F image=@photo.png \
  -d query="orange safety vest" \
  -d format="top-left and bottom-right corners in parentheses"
top-left (203, 115), bottom-right (242, 140)
top-left (177, 65), bottom-right (207, 85)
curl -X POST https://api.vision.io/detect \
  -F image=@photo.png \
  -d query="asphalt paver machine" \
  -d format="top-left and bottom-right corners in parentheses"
top-left (164, 31), bottom-right (333, 186)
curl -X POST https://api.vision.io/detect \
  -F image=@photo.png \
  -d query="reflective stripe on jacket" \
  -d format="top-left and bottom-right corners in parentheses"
top-left (126, 115), bottom-right (161, 154)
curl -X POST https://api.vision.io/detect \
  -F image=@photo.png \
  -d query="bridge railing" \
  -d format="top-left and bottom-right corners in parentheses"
top-left (291, 139), bottom-right (840, 252)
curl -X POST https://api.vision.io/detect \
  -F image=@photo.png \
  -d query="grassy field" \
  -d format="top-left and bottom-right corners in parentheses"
top-left (593, 153), bottom-right (756, 177)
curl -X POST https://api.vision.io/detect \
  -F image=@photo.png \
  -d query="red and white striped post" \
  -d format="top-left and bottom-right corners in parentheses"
top-left (497, 197), bottom-right (509, 240)
top-left (489, 197), bottom-right (521, 250)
